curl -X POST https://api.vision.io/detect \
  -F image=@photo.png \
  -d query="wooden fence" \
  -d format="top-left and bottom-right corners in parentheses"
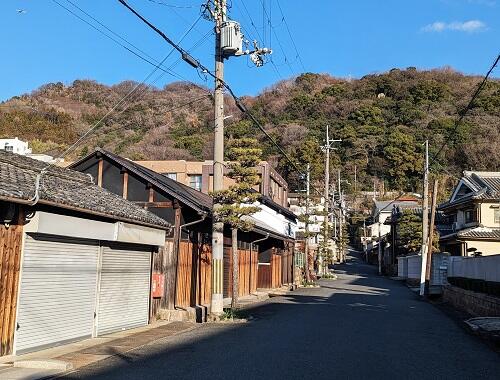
top-left (271, 253), bottom-right (282, 289)
top-left (150, 240), bottom-right (175, 319)
top-left (0, 211), bottom-right (23, 356)
top-left (223, 248), bottom-right (258, 298)
top-left (174, 239), bottom-right (213, 309)
top-left (281, 246), bottom-right (294, 285)
top-left (258, 253), bottom-right (283, 289)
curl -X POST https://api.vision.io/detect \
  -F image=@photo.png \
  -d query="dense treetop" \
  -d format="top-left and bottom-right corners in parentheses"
top-left (1, 67), bottom-right (499, 194)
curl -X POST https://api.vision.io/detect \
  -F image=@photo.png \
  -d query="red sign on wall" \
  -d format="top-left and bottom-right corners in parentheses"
top-left (152, 273), bottom-right (165, 298)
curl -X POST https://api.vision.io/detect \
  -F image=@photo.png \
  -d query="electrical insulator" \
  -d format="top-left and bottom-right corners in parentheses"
top-left (220, 20), bottom-right (243, 57)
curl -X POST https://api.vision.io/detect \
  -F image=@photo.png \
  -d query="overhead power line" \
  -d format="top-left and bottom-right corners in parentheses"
top-left (51, 0), bottom-right (189, 83)
top-left (257, 0), bottom-right (295, 76)
top-left (430, 52), bottom-right (500, 167)
top-left (275, 0), bottom-right (306, 72)
top-left (43, 1), bottom-right (209, 165)
top-left (118, 0), bottom-right (324, 196)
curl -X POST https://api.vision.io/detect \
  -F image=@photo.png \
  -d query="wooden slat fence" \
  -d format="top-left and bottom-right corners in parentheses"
top-left (257, 264), bottom-right (271, 289)
top-left (271, 253), bottom-right (282, 289)
top-left (223, 248), bottom-right (258, 298)
top-left (196, 242), bottom-right (212, 305)
top-left (281, 244), bottom-right (294, 285)
top-left (0, 211), bottom-right (23, 356)
top-left (176, 240), bottom-right (195, 308)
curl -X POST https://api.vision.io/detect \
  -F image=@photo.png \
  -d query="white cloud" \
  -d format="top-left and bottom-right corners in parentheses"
top-left (421, 20), bottom-right (486, 32)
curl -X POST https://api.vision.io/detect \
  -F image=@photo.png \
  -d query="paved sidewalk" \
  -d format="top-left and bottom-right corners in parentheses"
top-left (0, 321), bottom-right (197, 380)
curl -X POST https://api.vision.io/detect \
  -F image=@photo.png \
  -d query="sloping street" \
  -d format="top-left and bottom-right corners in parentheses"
top-left (60, 251), bottom-right (500, 380)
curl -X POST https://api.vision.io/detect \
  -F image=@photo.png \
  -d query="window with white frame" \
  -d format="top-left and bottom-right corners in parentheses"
top-left (163, 173), bottom-right (177, 181)
top-left (189, 174), bottom-right (202, 191)
top-left (494, 208), bottom-right (500, 224)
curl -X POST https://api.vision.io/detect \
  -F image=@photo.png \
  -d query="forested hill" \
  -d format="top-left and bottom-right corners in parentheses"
top-left (1, 68), bottom-right (499, 193)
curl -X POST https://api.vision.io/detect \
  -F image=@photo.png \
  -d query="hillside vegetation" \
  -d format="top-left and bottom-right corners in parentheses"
top-left (1, 68), bottom-right (499, 193)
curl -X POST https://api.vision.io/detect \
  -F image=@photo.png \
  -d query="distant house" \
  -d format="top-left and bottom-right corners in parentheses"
top-left (0, 137), bottom-right (31, 155)
top-left (0, 137), bottom-right (62, 163)
top-left (364, 197), bottom-right (420, 263)
top-left (136, 159), bottom-right (290, 208)
top-left (439, 171), bottom-right (500, 256)
top-left (0, 151), bottom-right (169, 357)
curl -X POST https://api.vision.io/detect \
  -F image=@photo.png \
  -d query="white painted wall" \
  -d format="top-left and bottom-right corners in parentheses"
top-left (0, 137), bottom-right (31, 155)
top-left (249, 202), bottom-right (297, 238)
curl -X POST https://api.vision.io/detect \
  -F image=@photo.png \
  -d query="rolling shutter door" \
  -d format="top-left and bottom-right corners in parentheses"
top-left (96, 244), bottom-right (151, 336)
top-left (15, 234), bottom-right (98, 354)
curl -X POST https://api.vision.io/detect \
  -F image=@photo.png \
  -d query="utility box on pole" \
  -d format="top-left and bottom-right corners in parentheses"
top-left (221, 21), bottom-right (243, 56)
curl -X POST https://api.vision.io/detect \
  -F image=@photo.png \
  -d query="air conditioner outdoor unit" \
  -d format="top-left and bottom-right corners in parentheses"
top-left (221, 20), bottom-right (243, 56)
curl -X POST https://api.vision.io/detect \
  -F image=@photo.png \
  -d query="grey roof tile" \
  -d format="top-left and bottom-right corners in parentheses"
top-left (0, 150), bottom-right (170, 229)
top-left (457, 227), bottom-right (500, 239)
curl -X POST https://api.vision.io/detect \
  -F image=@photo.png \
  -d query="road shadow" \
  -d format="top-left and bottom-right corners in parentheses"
top-left (57, 252), bottom-right (500, 380)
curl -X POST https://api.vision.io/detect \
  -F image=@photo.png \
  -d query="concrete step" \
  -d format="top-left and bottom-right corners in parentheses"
top-left (14, 359), bottom-right (73, 371)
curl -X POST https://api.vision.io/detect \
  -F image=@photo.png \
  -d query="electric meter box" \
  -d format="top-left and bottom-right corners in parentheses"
top-left (221, 20), bottom-right (243, 56)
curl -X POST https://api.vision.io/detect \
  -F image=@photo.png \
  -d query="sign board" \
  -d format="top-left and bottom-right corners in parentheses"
top-left (151, 273), bottom-right (165, 298)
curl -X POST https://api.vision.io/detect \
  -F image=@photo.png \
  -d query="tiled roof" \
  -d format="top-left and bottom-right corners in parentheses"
top-left (0, 151), bottom-right (171, 229)
top-left (440, 171), bottom-right (500, 210)
top-left (252, 191), bottom-right (297, 221)
top-left (457, 226), bottom-right (500, 240)
top-left (72, 148), bottom-right (213, 214)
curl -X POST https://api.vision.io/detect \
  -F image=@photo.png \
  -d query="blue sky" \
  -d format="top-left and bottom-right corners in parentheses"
top-left (1, 0), bottom-right (498, 101)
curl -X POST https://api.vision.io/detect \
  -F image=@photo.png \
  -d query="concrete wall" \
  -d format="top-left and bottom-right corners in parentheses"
top-left (399, 253), bottom-right (449, 286)
top-left (448, 254), bottom-right (500, 282)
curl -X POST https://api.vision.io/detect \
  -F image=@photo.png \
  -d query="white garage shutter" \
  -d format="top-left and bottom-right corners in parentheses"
top-left (15, 234), bottom-right (99, 354)
top-left (96, 244), bottom-right (151, 336)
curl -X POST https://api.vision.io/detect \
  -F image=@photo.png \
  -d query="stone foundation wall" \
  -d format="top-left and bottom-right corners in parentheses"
top-left (442, 285), bottom-right (500, 317)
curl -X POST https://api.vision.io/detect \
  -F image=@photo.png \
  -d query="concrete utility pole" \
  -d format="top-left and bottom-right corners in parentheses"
top-left (209, 0), bottom-right (272, 315)
top-left (338, 169), bottom-right (345, 263)
top-left (211, 0), bottom-right (226, 316)
top-left (419, 140), bottom-right (429, 296)
top-left (304, 163), bottom-right (311, 282)
top-left (363, 219), bottom-right (367, 262)
top-left (320, 125), bottom-right (341, 274)
top-left (424, 179), bottom-right (439, 296)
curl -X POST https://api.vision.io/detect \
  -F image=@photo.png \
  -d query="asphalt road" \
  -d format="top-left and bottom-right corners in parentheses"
top-left (61, 251), bottom-right (500, 380)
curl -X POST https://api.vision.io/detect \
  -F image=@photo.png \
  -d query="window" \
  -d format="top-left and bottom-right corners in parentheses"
top-left (495, 209), bottom-right (500, 224)
top-left (163, 172), bottom-right (177, 181)
top-left (4, 144), bottom-right (13, 152)
top-left (189, 175), bottom-right (202, 191)
top-left (464, 209), bottom-right (475, 224)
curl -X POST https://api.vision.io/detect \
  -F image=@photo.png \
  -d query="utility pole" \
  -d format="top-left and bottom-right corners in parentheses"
top-left (424, 179), bottom-right (439, 296)
top-left (338, 169), bottom-right (345, 263)
top-left (419, 140), bottom-right (429, 296)
top-left (354, 165), bottom-right (357, 193)
top-left (304, 163), bottom-right (311, 282)
top-left (210, 0), bottom-right (226, 316)
top-left (320, 125), bottom-right (341, 274)
top-left (209, 0), bottom-right (272, 315)
top-left (363, 219), bottom-right (367, 262)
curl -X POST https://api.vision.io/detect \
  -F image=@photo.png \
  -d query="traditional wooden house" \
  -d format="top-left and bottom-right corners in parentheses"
top-left (70, 149), bottom-right (297, 315)
top-left (70, 149), bottom-right (213, 315)
top-left (0, 151), bottom-right (169, 356)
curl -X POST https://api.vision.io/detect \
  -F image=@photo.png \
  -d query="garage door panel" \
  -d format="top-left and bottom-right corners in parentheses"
top-left (15, 234), bottom-right (98, 354)
top-left (96, 245), bottom-right (151, 336)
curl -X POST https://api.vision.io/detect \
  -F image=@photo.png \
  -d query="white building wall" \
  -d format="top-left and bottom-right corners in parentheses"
top-left (0, 137), bottom-right (32, 155)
